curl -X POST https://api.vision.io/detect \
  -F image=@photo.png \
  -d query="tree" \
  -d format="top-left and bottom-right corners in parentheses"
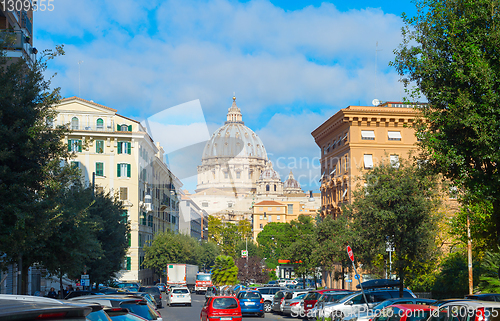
top-left (212, 255), bottom-right (238, 286)
top-left (391, 0), bottom-right (500, 242)
top-left (236, 256), bottom-right (268, 284)
top-left (344, 157), bottom-right (442, 296)
top-left (256, 222), bottom-right (294, 267)
top-left (195, 241), bottom-right (220, 272)
top-left (143, 231), bottom-right (199, 273)
top-left (0, 45), bottom-right (68, 294)
top-left (478, 249), bottom-right (500, 293)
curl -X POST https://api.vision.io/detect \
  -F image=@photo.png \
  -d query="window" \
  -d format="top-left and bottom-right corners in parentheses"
top-left (120, 187), bottom-right (128, 200)
top-left (95, 186), bottom-right (104, 194)
top-left (274, 185), bottom-right (277, 191)
top-left (259, 224), bottom-right (263, 229)
top-left (344, 155), bottom-right (348, 172)
top-left (118, 124), bottom-right (132, 132)
top-left (71, 117), bottom-right (79, 130)
top-left (117, 163), bottom-right (131, 178)
top-left (71, 161), bottom-right (80, 169)
top-left (268, 207), bottom-right (272, 211)
top-left (390, 155), bottom-right (400, 168)
top-left (228, 202), bottom-right (233, 208)
top-left (330, 166), bottom-right (336, 176)
top-left (96, 162), bottom-right (104, 177)
top-left (202, 202), bottom-right (209, 207)
top-left (388, 131), bottom-right (402, 141)
top-left (268, 216), bottom-right (272, 222)
top-left (361, 130), bottom-right (375, 140)
top-left (68, 139), bottom-right (82, 152)
top-left (224, 172), bottom-right (229, 179)
top-left (342, 188), bottom-right (348, 199)
top-left (95, 140), bottom-right (104, 153)
top-left (96, 118), bottom-right (104, 130)
top-left (126, 257), bottom-right (131, 270)
top-left (259, 215), bottom-right (263, 220)
top-left (236, 171), bottom-right (241, 179)
top-left (248, 171), bottom-right (252, 179)
top-left (141, 212), bottom-right (147, 225)
top-left (288, 204), bottom-right (293, 214)
top-left (364, 154), bottom-right (373, 169)
top-left (118, 141), bottom-right (131, 154)
top-left (120, 210), bottom-right (128, 224)
top-left (148, 215), bottom-right (153, 227)
top-left (277, 215), bottom-right (280, 220)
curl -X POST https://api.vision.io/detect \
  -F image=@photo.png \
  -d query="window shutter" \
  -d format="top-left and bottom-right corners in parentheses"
top-left (117, 124), bottom-right (120, 131)
top-left (127, 142), bottom-right (131, 154)
top-left (128, 125), bottom-right (132, 132)
top-left (78, 140), bottom-right (82, 152)
top-left (117, 164), bottom-right (121, 177)
top-left (117, 142), bottom-right (122, 154)
top-left (126, 257), bottom-right (131, 270)
top-left (127, 164), bottom-right (131, 177)
top-left (128, 233), bottom-right (131, 247)
top-left (67, 140), bottom-right (72, 151)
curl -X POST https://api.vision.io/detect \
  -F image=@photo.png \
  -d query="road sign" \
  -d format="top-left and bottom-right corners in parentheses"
top-left (355, 274), bottom-right (360, 280)
top-left (81, 274), bottom-right (89, 279)
top-left (241, 250), bottom-right (248, 257)
top-left (347, 245), bottom-right (354, 262)
top-left (81, 279), bottom-right (90, 286)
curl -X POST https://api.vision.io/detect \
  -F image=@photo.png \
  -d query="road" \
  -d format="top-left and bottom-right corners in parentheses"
top-left (157, 293), bottom-right (297, 321)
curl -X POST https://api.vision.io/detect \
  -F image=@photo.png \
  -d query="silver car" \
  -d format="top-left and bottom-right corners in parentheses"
top-left (282, 292), bottom-right (308, 316)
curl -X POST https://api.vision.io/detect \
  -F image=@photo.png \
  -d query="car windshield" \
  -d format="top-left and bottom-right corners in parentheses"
top-left (173, 289), bottom-right (189, 294)
top-left (87, 310), bottom-right (112, 321)
top-left (239, 292), bottom-right (261, 299)
top-left (338, 293), bottom-right (359, 304)
top-left (139, 287), bottom-right (159, 294)
top-left (197, 274), bottom-right (211, 281)
top-left (213, 298), bottom-right (238, 309)
top-left (304, 292), bottom-right (320, 300)
top-left (120, 303), bottom-right (157, 320)
top-left (372, 300), bottom-right (398, 311)
top-left (295, 293), bottom-right (306, 300)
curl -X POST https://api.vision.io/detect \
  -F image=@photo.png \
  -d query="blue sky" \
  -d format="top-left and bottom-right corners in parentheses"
top-left (34, 0), bottom-right (417, 192)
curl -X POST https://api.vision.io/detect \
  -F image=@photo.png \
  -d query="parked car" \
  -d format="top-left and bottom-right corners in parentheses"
top-left (156, 283), bottom-right (166, 292)
top-left (428, 300), bottom-right (500, 321)
top-left (167, 286), bottom-right (192, 306)
top-left (283, 292), bottom-right (308, 316)
top-left (138, 286), bottom-right (162, 309)
top-left (236, 290), bottom-right (264, 317)
top-left (271, 290), bottom-right (289, 313)
top-left (311, 291), bottom-right (355, 318)
top-left (466, 294), bottom-right (500, 302)
top-left (322, 288), bottom-right (416, 321)
top-left (64, 290), bottom-right (104, 299)
top-left (103, 307), bottom-right (150, 321)
top-left (372, 304), bottom-right (433, 321)
top-left (116, 282), bottom-right (140, 292)
top-left (69, 295), bottom-right (161, 321)
top-left (300, 289), bottom-right (346, 318)
top-left (341, 297), bottom-right (436, 321)
top-left (256, 286), bottom-right (288, 313)
top-left (201, 296), bottom-right (242, 321)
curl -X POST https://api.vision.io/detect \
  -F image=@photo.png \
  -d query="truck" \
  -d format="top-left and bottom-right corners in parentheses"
top-left (195, 272), bottom-right (213, 294)
top-left (166, 264), bottom-right (198, 291)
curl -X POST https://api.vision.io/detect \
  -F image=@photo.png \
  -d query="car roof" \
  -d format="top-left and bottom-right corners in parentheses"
top-left (0, 298), bottom-right (94, 321)
top-left (389, 304), bottom-right (433, 311)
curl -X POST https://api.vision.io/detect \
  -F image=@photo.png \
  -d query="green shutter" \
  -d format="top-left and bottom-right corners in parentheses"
top-left (68, 140), bottom-right (72, 151)
top-left (117, 124), bottom-right (120, 131)
top-left (128, 125), bottom-right (132, 132)
top-left (126, 257), bottom-right (131, 270)
top-left (77, 140), bottom-right (82, 152)
top-left (117, 164), bottom-right (121, 177)
top-left (128, 233), bottom-right (131, 247)
top-left (127, 164), bottom-right (131, 178)
top-left (117, 142), bottom-right (122, 154)
top-left (127, 142), bottom-right (131, 154)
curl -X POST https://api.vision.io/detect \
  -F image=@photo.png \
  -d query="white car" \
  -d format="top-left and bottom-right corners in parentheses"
top-left (167, 287), bottom-right (192, 306)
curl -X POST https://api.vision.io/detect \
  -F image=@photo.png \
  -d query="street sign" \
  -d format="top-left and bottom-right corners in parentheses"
top-left (355, 274), bottom-right (360, 280)
top-left (81, 279), bottom-right (90, 286)
top-left (347, 245), bottom-right (354, 262)
top-left (241, 250), bottom-right (248, 257)
top-left (81, 274), bottom-right (89, 279)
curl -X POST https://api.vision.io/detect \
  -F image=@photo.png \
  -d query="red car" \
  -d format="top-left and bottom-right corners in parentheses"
top-left (302, 289), bottom-right (345, 316)
top-left (200, 296), bottom-right (242, 321)
top-left (373, 304), bottom-right (433, 321)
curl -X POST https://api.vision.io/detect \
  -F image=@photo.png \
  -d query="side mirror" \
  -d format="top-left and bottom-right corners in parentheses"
top-left (346, 300), bottom-right (353, 305)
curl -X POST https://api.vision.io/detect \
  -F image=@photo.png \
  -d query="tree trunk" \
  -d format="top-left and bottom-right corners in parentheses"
top-left (493, 200), bottom-right (500, 244)
top-left (341, 261), bottom-right (345, 289)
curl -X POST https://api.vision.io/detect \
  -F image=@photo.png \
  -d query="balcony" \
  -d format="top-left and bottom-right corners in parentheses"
top-left (0, 30), bottom-right (36, 64)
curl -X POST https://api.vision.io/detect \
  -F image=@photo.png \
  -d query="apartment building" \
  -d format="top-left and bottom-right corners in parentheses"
top-left (53, 97), bottom-right (182, 284)
top-left (311, 102), bottom-right (421, 218)
top-left (1, 2), bottom-right (36, 64)
top-left (179, 193), bottom-right (209, 241)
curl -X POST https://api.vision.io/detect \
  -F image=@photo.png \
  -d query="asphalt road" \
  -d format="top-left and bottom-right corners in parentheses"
top-left (157, 293), bottom-right (298, 321)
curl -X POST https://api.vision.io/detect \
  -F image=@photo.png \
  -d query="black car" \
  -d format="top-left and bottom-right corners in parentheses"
top-left (139, 286), bottom-right (162, 309)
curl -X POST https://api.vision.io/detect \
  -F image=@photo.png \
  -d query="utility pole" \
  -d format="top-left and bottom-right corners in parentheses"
top-left (467, 209), bottom-right (473, 295)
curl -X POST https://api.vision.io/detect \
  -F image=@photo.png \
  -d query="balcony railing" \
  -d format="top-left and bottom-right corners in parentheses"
top-left (0, 30), bottom-right (36, 63)
top-left (53, 121), bottom-right (117, 132)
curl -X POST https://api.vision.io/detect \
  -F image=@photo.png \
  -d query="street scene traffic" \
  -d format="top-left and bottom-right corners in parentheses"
top-left (2, 0), bottom-right (500, 319)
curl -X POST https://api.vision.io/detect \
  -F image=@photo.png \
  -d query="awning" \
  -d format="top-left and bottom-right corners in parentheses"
top-left (388, 131), bottom-right (402, 140)
top-left (364, 154), bottom-right (373, 169)
top-left (361, 130), bottom-right (375, 139)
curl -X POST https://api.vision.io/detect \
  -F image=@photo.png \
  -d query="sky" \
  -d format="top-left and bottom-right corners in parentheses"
top-left (34, 0), bottom-right (418, 193)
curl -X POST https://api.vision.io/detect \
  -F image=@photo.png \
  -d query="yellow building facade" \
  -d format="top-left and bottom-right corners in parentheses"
top-left (53, 97), bottom-right (182, 285)
top-left (311, 102), bottom-right (420, 218)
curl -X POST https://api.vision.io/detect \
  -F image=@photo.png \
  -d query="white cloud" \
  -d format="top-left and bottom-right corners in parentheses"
top-left (35, 0), bottom-right (409, 191)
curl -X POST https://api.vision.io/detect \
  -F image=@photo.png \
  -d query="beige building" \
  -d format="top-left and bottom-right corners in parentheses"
top-left (1, 3), bottom-right (35, 64)
top-left (311, 102), bottom-right (421, 218)
top-left (52, 97), bottom-right (182, 285)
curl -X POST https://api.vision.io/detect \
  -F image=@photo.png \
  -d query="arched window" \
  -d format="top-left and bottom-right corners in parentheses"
top-left (121, 124), bottom-right (128, 131)
top-left (71, 117), bottom-right (79, 130)
top-left (96, 118), bottom-right (104, 130)
top-left (266, 184), bottom-right (270, 192)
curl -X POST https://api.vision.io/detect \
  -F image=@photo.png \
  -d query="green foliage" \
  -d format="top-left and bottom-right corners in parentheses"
top-left (392, 0), bottom-right (500, 242)
top-left (433, 251), bottom-right (481, 299)
top-left (0, 46), bottom-right (69, 293)
top-left (344, 157), bottom-right (442, 292)
top-left (143, 231), bottom-right (199, 273)
top-left (195, 241), bottom-right (221, 271)
top-left (282, 215), bottom-right (317, 279)
top-left (208, 216), bottom-right (251, 259)
top-left (256, 222), bottom-right (294, 267)
top-left (212, 255), bottom-right (238, 286)
top-left (478, 249), bottom-right (500, 293)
